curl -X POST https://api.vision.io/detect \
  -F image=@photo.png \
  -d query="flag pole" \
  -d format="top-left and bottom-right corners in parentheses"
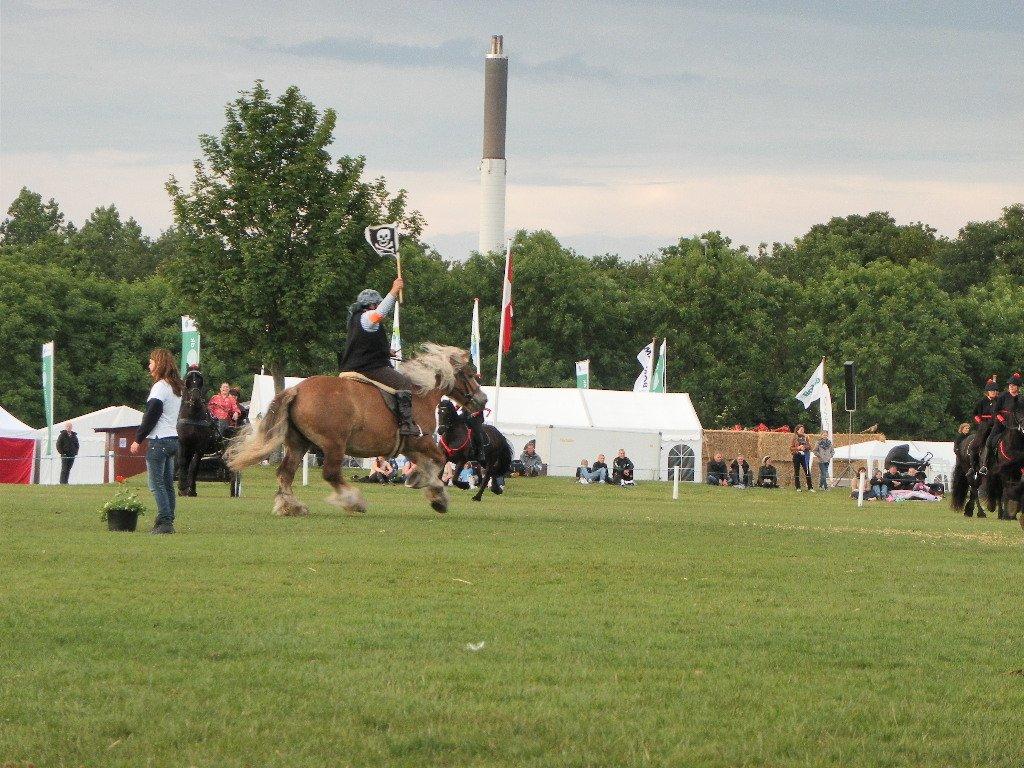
top-left (494, 237), bottom-right (512, 422)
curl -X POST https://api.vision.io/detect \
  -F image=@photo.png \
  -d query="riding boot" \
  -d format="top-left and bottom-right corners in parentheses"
top-left (467, 412), bottom-right (489, 462)
top-left (395, 391), bottom-right (422, 437)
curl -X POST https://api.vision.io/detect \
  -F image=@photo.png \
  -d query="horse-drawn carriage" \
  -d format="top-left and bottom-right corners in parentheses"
top-left (177, 369), bottom-right (243, 497)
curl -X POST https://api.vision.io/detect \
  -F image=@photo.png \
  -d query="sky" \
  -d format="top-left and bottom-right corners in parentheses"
top-left (2, 0), bottom-right (1021, 258)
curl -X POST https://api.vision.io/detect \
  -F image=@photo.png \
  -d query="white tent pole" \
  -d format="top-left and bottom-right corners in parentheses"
top-left (302, 451), bottom-right (309, 486)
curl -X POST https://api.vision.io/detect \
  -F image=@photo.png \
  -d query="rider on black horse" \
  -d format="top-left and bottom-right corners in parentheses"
top-left (453, 402), bottom-right (490, 463)
top-left (970, 377), bottom-right (1000, 476)
top-left (337, 277), bottom-right (421, 437)
top-left (978, 372), bottom-right (1021, 476)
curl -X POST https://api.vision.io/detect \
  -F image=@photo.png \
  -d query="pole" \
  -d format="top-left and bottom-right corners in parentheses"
top-left (494, 237), bottom-right (511, 422)
top-left (396, 250), bottom-right (404, 303)
top-left (302, 451), bottom-right (309, 486)
top-left (672, 466), bottom-right (679, 500)
top-left (857, 468), bottom-right (866, 507)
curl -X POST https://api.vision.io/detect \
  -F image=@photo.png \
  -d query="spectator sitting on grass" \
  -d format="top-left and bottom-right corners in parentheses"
top-left (869, 469), bottom-right (888, 500)
top-left (520, 441), bottom-right (542, 477)
top-left (882, 464), bottom-right (902, 492)
top-left (729, 455), bottom-right (752, 487)
top-left (577, 457), bottom-right (609, 485)
top-left (359, 456), bottom-right (394, 484)
top-left (756, 456), bottom-right (778, 488)
top-left (591, 454), bottom-right (611, 483)
top-left (458, 461), bottom-right (481, 488)
top-left (612, 449), bottom-right (635, 486)
top-left (706, 452), bottom-right (729, 486)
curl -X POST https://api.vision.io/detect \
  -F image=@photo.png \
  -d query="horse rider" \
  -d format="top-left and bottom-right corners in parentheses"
top-left (456, 402), bottom-right (490, 463)
top-left (979, 372), bottom-right (1021, 476)
top-left (970, 377), bottom-right (999, 475)
top-left (337, 277), bottom-right (421, 436)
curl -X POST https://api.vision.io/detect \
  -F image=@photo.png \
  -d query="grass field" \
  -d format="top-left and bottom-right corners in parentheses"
top-left (2, 469), bottom-right (1023, 767)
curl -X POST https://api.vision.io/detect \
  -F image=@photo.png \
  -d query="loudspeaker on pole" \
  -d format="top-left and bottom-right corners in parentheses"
top-left (844, 361), bottom-right (857, 412)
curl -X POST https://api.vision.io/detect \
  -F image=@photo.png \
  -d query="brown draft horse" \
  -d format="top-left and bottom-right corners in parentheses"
top-left (226, 344), bottom-right (487, 516)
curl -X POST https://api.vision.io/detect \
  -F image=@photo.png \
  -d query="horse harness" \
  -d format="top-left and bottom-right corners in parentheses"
top-left (439, 429), bottom-right (473, 459)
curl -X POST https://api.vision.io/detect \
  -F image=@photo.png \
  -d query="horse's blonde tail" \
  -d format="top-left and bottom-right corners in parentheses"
top-left (226, 387), bottom-right (300, 470)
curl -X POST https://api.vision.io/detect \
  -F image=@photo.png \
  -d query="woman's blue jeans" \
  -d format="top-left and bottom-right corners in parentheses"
top-left (146, 437), bottom-right (179, 524)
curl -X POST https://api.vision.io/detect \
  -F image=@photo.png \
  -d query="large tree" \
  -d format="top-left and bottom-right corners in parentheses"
top-left (165, 82), bottom-right (422, 390)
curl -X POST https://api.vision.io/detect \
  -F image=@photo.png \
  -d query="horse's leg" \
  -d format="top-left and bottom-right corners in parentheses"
top-left (270, 426), bottom-right (310, 516)
top-left (178, 441), bottom-right (193, 497)
top-left (473, 460), bottom-right (492, 502)
top-left (406, 440), bottom-right (449, 513)
top-left (322, 444), bottom-right (366, 515)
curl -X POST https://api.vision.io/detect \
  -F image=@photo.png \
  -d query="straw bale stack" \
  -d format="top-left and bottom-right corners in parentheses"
top-left (702, 430), bottom-right (884, 488)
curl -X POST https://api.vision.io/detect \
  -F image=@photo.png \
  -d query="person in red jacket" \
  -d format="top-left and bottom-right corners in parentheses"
top-left (208, 382), bottom-right (241, 431)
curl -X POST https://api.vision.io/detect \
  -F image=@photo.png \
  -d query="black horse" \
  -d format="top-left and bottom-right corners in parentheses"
top-left (177, 369), bottom-right (241, 497)
top-left (951, 427), bottom-right (992, 518)
top-left (436, 400), bottom-right (512, 502)
top-left (985, 402), bottom-right (1024, 523)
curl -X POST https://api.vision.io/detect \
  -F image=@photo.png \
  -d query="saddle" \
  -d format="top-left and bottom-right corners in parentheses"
top-left (338, 371), bottom-right (406, 434)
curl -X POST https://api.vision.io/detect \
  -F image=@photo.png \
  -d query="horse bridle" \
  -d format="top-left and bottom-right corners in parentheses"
top-left (449, 364), bottom-right (486, 412)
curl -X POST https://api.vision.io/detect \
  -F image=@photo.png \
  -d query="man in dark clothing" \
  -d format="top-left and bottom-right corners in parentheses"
top-left (970, 378), bottom-right (1000, 476)
top-left (56, 421), bottom-right (79, 484)
top-left (612, 449), bottom-right (635, 486)
top-left (337, 278), bottom-right (421, 436)
top-left (729, 455), bottom-right (752, 487)
top-left (706, 452), bottom-right (728, 486)
top-left (882, 464), bottom-right (903, 492)
top-left (591, 453), bottom-right (612, 484)
top-left (979, 373), bottom-right (1021, 476)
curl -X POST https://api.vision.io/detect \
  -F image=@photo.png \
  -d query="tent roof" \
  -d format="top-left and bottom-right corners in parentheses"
top-left (482, 386), bottom-right (702, 441)
top-left (0, 404), bottom-right (36, 439)
top-left (34, 405), bottom-right (145, 437)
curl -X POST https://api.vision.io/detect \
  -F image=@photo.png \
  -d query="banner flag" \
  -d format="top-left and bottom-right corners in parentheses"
top-left (180, 316), bottom-right (200, 376)
top-left (575, 359), bottom-right (590, 389)
top-left (471, 298), bottom-right (482, 377)
top-left (391, 301), bottom-right (403, 367)
top-left (819, 383), bottom-right (834, 438)
top-left (796, 359), bottom-right (825, 408)
top-left (364, 224), bottom-right (399, 257)
top-left (41, 341), bottom-right (54, 456)
top-left (633, 342), bottom-right (654, 392)
top-left (500, 240), bottom-right (514, 354)
top-left (651, 338), bottom-right (667, 393)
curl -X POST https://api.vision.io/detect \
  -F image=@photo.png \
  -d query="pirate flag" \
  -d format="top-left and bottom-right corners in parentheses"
top-left (365, 223), bottom-right (399, 257)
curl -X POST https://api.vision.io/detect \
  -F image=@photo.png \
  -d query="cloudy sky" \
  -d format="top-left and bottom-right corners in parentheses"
top-left (2, 0), bottom-right (1021, 257)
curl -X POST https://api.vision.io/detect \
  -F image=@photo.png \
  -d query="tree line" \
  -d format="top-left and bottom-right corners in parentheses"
top-left (1, 82), bottom-right (1021, 441)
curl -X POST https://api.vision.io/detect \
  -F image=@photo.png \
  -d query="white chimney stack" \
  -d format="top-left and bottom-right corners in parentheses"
top-left (479, 35), bottom-right (508, 255)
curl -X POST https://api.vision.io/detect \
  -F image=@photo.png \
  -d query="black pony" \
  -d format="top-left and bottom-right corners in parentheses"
top-left (986, 402), bottom-right (1024, 523)
top-left (176, 369), bottom-right (243, 497)
top-left (436, 400), bottom-right (512, 502)
top-left (951, 427), bottom-right (992, 518)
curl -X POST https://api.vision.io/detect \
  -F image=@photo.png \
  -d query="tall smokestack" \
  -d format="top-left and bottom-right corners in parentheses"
top-left (479, 35), bottom-right (508, 255)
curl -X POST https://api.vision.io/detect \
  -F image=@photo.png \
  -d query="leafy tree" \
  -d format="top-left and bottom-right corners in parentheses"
top-left (165, 82), bottom-right (422, 391)
top-left (0, 187), bottom-right (68, 247)
top-left (67, 205), bottom-right (154, 281)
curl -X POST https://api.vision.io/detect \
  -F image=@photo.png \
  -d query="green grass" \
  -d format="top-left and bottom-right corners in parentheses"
top-left (2, 471), bottom-right (1022, 767)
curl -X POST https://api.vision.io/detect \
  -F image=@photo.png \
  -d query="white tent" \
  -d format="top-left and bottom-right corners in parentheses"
top-left (36, 405), bottom-right (144, 485)
top-left (249, 375), bottom-right (306, 421)
top-left (484, 386), bottom-right (703, 481)
top-left (833, 439), bottom-right (956, 486)
top-left (0, 404), bottom-right (37, 484)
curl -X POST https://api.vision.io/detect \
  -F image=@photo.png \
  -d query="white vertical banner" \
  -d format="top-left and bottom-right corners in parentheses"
top-left (796, 358), bottom-right (825, 409)
top-left (819, 383), bottom-right (834, 439)
top-left (470, 298), bottom-right (482, 377)
top-left (391, 301), bottom-right (402, 368)
top-left (633, 342), bottom-right (654, 393)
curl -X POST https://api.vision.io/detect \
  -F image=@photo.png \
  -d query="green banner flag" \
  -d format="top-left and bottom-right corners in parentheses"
top-left (180, 316), bottom-right (200, 376)
top-left (575, 359), bottom-right (590, 389)
top-left (651, 339), bottom-right (667, 393)
top-left (41, 341), bottom-right (54, 455)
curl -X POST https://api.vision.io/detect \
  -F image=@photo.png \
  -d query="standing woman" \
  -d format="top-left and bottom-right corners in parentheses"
top-left (790, 424), bottom-right (814, 492)
top-left (130, 349), bottom-right (183, 534)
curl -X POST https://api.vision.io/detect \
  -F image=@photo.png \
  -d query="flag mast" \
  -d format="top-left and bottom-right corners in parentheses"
top-left (494, 237), bottom-right (512, 421)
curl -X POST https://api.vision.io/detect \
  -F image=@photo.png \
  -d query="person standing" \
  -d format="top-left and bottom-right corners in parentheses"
top-left (790, 424), bottom-right (813, 491)
top-left (813, 434), bottom-right (835, 490)
top-left (130, 349), bottom-right (183, 535)
top-left (55, 421), bottom-right (79, 484)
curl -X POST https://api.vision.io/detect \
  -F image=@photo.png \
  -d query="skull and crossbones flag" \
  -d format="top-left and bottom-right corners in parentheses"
top-left (365, 224), bottom-right (399, 257)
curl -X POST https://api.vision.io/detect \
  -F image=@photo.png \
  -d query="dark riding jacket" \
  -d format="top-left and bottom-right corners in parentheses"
top-left (973, 395), bottom-right (999, 424)
top-left (994, 391), bottom-right (1020, 426)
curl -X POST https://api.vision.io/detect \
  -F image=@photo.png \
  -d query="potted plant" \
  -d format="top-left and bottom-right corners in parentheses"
top-left (101, 475), bottom-right (146, 532)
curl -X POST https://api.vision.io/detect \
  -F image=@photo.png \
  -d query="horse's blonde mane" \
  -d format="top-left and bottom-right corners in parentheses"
top-left (402, 343), bottom-right (466, 393)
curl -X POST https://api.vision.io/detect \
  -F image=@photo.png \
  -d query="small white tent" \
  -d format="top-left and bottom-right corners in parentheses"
top-left (36, 405), bottom-right (144, 485)
top-left (249, 375), bottom-right (306, 421)
top-left (483, 386), bottom-right (703, 481)
top-left (0, 404), bottom-right (37, 484)
top-left (833, 439), bottom-right (956, 486)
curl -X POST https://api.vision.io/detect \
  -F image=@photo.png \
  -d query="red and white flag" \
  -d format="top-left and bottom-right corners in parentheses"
top-left (499, 239), bottom-right (514, 354)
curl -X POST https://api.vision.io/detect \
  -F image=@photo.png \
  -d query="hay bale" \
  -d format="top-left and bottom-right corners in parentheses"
top-left (702, 429), bottom-right (884, 488)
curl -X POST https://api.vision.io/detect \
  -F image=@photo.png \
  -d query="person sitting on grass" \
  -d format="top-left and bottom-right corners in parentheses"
top-left (441, 461), bottom-right (457, 486)
top-left (729, 454), bottom-right (752, 487)
top-left (591, 454), bottom-right (611, 483)
top-left (612, 449), bottom-right (635, 486)
top-left (706, 452), bottom-right (729, 486)
top-left (869, 469), bottom-right (889, 500)
top-left (457, 461), bottom-right (480, 488)
top-left (520, 441), bottom-right (543, 477)
top-left (756, 456), bottom-right (778, 488)
top-left (359, 456), bottom-right (394, 484)
top-left (882, 464), bottom-right (902, 492)
top-left (577, 457), bottom-right (609, 485)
